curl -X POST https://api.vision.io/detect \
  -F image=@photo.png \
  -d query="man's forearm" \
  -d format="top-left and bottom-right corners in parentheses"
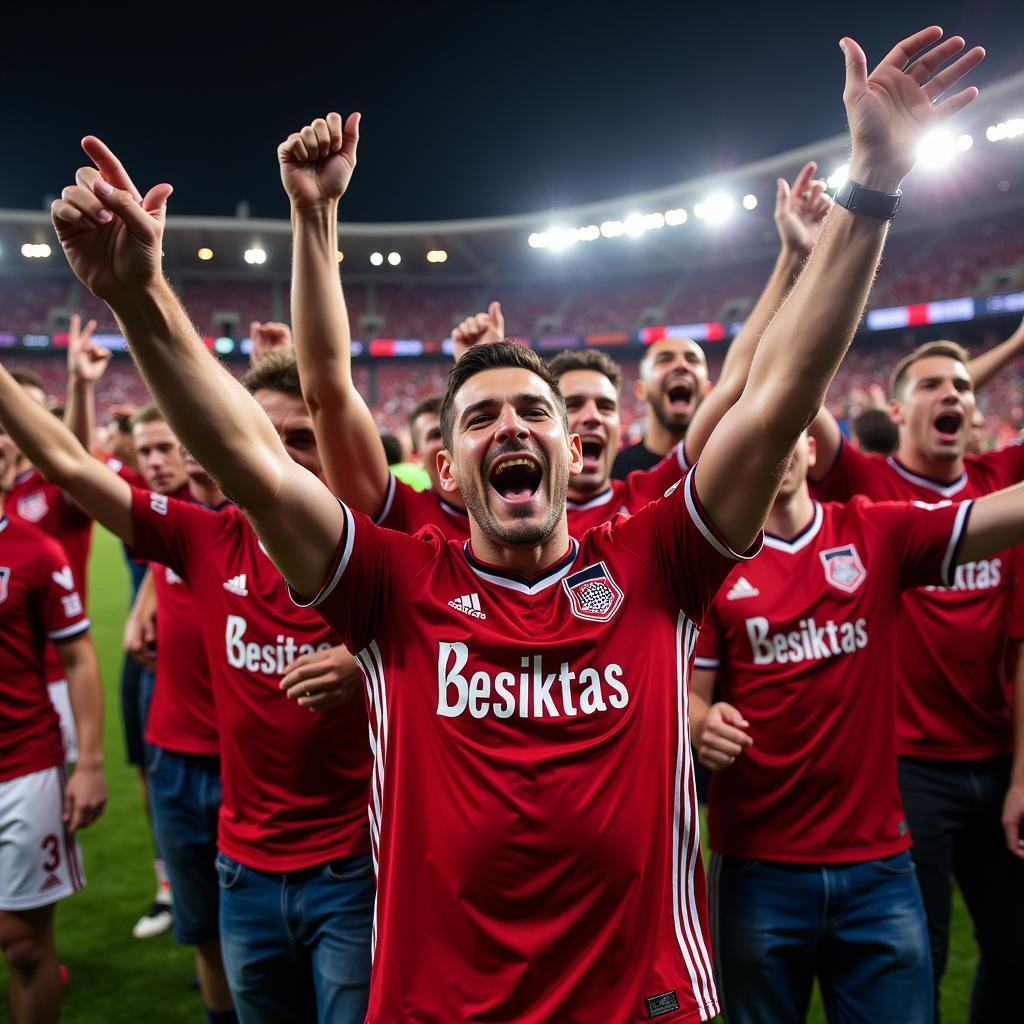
top-left (966, 319), bottom-right (1024, 391)
top-left (64, 378), bottom-right (96, 451)
top-left (109, 280), bottom-right (288, 514)
top-left (64, 649), bottom-right (104, 772)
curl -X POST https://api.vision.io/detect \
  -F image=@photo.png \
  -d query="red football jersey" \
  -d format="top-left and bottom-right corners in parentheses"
top-left (811, 437), bottom-right (1024, 759)
top-left (128, 488), bottom-right (371, 871)
top-left (144, 500), bottom-right (230, 756)
top-left (298, 469), bottom-right (754, 1024)
top-left (375, 473), bottom-right (470, 540)
top-left (566, 441), bottom-right (689, 535)
top-left (0, 516), bottom-right (90, 782)
top-left (695, 497), bottom-right (969, 863)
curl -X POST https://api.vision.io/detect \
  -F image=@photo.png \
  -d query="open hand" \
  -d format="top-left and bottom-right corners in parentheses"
top-left (66, 313), bottom-right (110, 383)
top-left (51, 137), bottom-right (172, 302)
top-left (278, 113), bottom-right (360, 209)
top-left (775, 161), bottom-right (832, 255)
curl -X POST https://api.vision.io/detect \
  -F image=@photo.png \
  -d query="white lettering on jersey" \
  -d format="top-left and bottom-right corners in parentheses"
top-left (923, 557), bottom-right (1002, 593)
top-left (51, 566), bottom-right (75, 591)
top-left (436, 641), bottom-right (628, 720)
top-left (746, 615), bottom-right (869, 666)
top-left (224, 614), bottom-right (330, 676)
top-left (149, 493), bottom-right (168, 516)
top-left (165, 568), bottom-right (183, 585)
top-left (61, 593), bottom-right (83, 618)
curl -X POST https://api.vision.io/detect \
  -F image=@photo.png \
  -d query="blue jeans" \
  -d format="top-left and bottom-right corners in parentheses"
top-left (216, 851), bottom-right (373, 1024)
top-left (147, 748), bottom-right (221, 945)
top-left (708, 852), bottom-right (933, 1023)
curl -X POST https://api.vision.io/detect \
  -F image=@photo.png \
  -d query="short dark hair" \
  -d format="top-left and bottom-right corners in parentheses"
top-left (851, 408), bottom-right (900, 456)
top-left (243, 350), bottom-right (302, 397)
top-left (380, 432), bottom-right (403, 465)
top-left (889, 340), bottom-right (970, 399)
top-left (130, 403), bottom-right (166, 429)
top-left (546, 349), bottom-right (623, 395)
top-left (10, 368), bottom-right (45, 393)
top-left (439, 342), bottom-right (566, 450)
top-left (408, 394), bottom-right (443, 452)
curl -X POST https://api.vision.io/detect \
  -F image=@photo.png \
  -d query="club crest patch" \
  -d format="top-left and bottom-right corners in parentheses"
top-left (0, 567), bottom-right (9, 604)
top-left (563, 561), bottom-right (624, 622)
top-left (820, 544), bottom-right (867, 594)
top-left (16, 491), bottom-right (48, 523)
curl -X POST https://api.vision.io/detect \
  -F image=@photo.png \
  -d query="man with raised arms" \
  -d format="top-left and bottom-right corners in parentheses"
top-left (49, 26), bottom-right (982, 1021)
top-left (0, 354), bottom-right (374, 1023)
top-left (808, 335), bottom-right (1024, 1017)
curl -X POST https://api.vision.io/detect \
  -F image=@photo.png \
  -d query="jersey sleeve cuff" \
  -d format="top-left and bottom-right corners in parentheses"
top-left (373, 474), bottom-right (397, 527)
top-left (694, 655), bottom-right (719, 670)
top-left (676, 440), bottom-right (690, 472)
top-left (684, 469), bottom-right (764, 561)
top-left (289, 502), bottom-right (356, 609)
top-left (49, 619), bottom-right (91, 641)
top-left (940, 499), bottom-right (974, 587)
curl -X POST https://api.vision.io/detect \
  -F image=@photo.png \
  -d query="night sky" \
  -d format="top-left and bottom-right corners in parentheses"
top-left (4, 0), bottom-right (1020, 222)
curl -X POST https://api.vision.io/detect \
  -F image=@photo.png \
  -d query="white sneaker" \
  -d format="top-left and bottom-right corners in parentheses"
top-left (132, 900), bottom-right (173, 939)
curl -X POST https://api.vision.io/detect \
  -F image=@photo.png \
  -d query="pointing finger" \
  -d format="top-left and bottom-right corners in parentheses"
top-left (81, 136), bottom-right (143, 201)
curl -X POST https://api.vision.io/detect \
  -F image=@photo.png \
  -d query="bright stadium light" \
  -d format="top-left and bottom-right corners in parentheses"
top-left (578, 225), bottom-right (600, 242)
top-left (528, 232), bottom-right (549, 249)
top-left (643, 212), bottom-right (665, 230)
top-left (827, 164), bottom-right (849, 190)
top-left (426, 249), bottom-right (448, 262)
top-left (337, 250), bottom-right (345, 263)
top-left (986, 118), bottom-right (1024, 142)
top-left (21, 243), bottom-right (51, 259)
top-left (370, 251), bottom-right (384, 266)
top-left (387, 251), bottom-right (402, 266)
top-left (243, 247), bottom-right (266, 265)
top-left (664, 208), bottom-right (687, 226)
top-left (957, 133), bottom-right (974, 152)
top-left (742, 193), bottom-right (758, 211)
top-left (695, 193), bottom-right (734, 224)
top-left (547, 227), bottom-right (579, 252)
top-left (624, 214), bottom-right (646, 237)
top-left (197, 247), bottom-right (214, 261)
top-left (600, 220), bottom-right (624, 238)
top-left (917, 130), bottom-right (956, 168)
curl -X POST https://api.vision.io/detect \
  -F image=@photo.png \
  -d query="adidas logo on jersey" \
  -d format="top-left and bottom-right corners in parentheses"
top-left (39, 873), bottom-right (62, 893)
top-left (449, 593), bottom-right (486, 620)
top-left (726, 576), bottom-right (759, 600)
top-left (223, 574), bottom-right (248, 597)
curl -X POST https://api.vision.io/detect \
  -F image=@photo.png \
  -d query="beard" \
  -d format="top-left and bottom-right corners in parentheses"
top-left (461, 450), bottom-right (570, 549)
top-left (650, 389), bottom-right (700, 433)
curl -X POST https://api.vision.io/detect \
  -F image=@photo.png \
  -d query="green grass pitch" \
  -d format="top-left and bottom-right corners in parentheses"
top-left (2, 525), bottom-right (979, 1021)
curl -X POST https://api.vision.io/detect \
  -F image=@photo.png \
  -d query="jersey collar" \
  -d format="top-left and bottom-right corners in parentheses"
top-left (437, 494), bottom-right (468, 518)
top-left (462, 539), bottom-right (580, 595)
top-left (0, 516), bottom-right (7, 534)
top-left (12, 466), bottom-right (39, 487)
top-left (886, 456), bottom-right (967, 498)
top-left (763, 501), bottom-right (823, 554)
top-left (566, 487), bottom-right (614, 511)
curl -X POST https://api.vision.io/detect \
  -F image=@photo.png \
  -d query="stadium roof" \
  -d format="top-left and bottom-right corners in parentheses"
top-left (3, 70), bottom-right (1023, 281)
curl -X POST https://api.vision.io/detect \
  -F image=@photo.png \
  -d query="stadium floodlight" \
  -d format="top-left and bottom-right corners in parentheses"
top-left (600, 220), bottom-right (624, 238)
top-left (643, 212), bottom-right (665, 231)
top-left (426, 249), bottom-right (448, 263)
top-left (957, 133), bottom-right (974, 152)
top-left (916, 129), bottom-right (956, 169)
top-left (578, 225), bottom-right (600, 242)
top-left (21, 243), bottom-right (51, 259)
top-left (827, 164), bottom-right (849, 190)
top-left (695, 193), bottom-right (734, 224)
top-left (986, 118), bottom-right (1024, 142)
top-left (337, 250), bottom-right (345, 263)
top-left (664, 208), bottom-right (687, 226)
top-left (547, 227), bottom-right (579, 252)
top-left (243, 247), bottom-right (266, 265)
top-left (528, 232), bottom-right (548, 249)
top-left (742, 194), bottom-right (758, 211)
top-left (370, 251), bottom-right (384, 266)
top-left (624, 214), bottom-right (646, 238)
top-left (387, 251), bottom-right (402, 266)
top-left (197, 247), bottom-right (214, 261)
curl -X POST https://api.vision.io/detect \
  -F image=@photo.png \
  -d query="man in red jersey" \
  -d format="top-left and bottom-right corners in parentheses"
top-left (690, 429), bottom-right (1024, 1022)
top-left (0, 440), bottom-right (106, 1024)
top-left (0, 352), bottom-right (373, 1024)
top-left (808, 337), bottom-right (1024, 1019)
top-left (47, 27), bottom-right (982, 1021)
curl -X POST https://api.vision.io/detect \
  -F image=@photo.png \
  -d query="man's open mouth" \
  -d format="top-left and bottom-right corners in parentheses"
top-left (665, 379), bottom-right (694, 413)
top-left (489, 454), bottom-right (544, 503)
top-left (580, 436), bottom-right (605, 471)
top-left (933, 410), bottom-right (964, 441)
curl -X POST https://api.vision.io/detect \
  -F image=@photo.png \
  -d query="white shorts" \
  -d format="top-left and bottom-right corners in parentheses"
top-left (0, 765), bottom-right (85, 911)
top-left (47, 679), bottom-right (79, 764)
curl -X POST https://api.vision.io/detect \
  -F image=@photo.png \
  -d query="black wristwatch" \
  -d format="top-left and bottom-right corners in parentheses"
top-left (834, 178), bottom-right (903, 220)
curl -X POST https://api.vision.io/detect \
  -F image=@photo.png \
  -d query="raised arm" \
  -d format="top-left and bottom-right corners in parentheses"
top-left (0, 361), bottom-right (133, 541)
top-left (278, 113), bottom-right (389, 515)
top-left (50, 137), bottom-right (343, 597)
top-left (63, 313), bottom-right (109, 451)
top-left (696, 27), bottom-right (984, 551)
top-left (955, 481), bottom-right (1024, 566)
top-left (965, 314), bottom-right (1024, 391)
top-left (682, 161), bottom-right (832, 462)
